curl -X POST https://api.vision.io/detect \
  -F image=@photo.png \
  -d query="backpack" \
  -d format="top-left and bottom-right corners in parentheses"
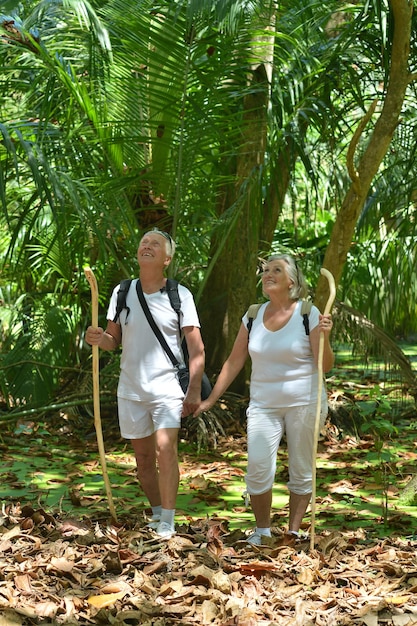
top-left (112, 278), bottom-right (212, 399)
top-left (246, 300), bottom-right (313, 336)
top-left (112, 278), bottom-right (182, 325)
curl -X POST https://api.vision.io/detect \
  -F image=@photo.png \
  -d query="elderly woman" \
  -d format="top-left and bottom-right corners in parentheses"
top-left (196, 254), bottom-right (334, 545)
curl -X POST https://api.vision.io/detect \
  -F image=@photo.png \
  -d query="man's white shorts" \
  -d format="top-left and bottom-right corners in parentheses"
top-left (117, 397), bottom-right (183, 439)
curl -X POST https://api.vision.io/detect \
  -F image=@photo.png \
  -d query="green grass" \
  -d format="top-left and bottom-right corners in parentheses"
top-left (2, 430), bottom-right (417, 538)
top-left (2, 335), bottom-right (417, 539)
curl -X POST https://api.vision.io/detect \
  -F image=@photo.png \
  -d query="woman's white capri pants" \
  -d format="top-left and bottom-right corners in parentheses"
top-left (245, 403), bottom-right (327, 496)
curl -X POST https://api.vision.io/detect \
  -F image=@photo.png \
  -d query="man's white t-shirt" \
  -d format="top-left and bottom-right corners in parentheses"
top-left (243, 300), bottom-right (327, 409)
top-left (106, 279), bottom-right (200, 401)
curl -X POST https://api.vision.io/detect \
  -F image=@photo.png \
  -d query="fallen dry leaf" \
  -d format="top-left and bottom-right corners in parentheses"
top-left (87, 590), bottom-right (127, 608)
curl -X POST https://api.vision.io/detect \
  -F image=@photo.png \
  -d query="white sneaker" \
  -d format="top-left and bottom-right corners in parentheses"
top-left (246, 530), bottom-right (263, 546)
top-left (296, 531), bottom-right (309, 541)
top-left (156, 521), bottom-right (175, 539)
top-left (146, 515), bottom-right (161, 530)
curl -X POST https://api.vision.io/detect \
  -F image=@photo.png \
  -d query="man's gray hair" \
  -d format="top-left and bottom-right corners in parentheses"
top-left (146, 229), bottom-right (176, 257)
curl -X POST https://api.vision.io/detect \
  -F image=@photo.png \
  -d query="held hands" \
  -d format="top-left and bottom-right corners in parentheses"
top-left (182, 393), bottom-right (214, 418)
top-left (181, 386), bottom-right (202, 418)
top-left (85, 326), bottom-right (104, 346)
top-left (193, 398), bottom-right (213, 418)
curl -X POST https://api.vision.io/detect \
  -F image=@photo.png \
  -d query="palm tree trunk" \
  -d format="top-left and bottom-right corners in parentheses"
top-left (201, 63), bottom-right (269, 387)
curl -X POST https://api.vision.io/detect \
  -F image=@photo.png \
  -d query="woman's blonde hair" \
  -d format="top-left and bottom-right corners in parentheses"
top-left (266, 254), bottom-right (309, 300)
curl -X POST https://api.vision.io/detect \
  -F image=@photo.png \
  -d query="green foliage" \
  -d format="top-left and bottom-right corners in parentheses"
top-left (1, 410), bottom-right (417, 538)
top-left (358, 387), bottom-right (400, 526)
top-left (0, 295), bottom-right (77, 407)
top-left (0, 0), bottom-right (416, 418)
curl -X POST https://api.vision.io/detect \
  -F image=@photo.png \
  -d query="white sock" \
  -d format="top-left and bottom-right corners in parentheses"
top-left (160, 508), bottom-right (175, 527)
top-left (256, 527), bottom-right (271, 537)
top-left (151, 505), bottom-right (162, 518)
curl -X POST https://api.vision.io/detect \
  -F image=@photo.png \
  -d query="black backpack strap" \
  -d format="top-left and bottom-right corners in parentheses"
top-left (165, 278), bottom-right (181, 319)
top-left (164, 278), bottom-right (191, 361)
top-left (246, 303), bottom-right (262, 335)
top-left (113, 279), bottom-right (132, 324)
top-left (135, 280), bottom-right (180, 368)
top-left (300, 300), bottom-right (313, 336)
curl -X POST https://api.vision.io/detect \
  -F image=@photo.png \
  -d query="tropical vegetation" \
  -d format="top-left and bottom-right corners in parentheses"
top-left (0, 0), bottom-right (416, 416)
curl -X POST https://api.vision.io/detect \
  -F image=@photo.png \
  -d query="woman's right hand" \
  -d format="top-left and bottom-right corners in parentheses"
top-left (85, 326), bottom-right (104, 346)
top-left (193, 398), bottom-right (214, 417)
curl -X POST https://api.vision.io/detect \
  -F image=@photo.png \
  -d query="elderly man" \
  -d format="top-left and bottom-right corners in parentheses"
top-left (86, 229), bottom-right (205, 538)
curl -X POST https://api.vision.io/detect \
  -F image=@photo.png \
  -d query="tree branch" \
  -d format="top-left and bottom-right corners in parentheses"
top-left (346, 99), bottom-right (379, 195)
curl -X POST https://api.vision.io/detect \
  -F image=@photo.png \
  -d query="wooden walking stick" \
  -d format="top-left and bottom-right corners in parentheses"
top-left (84, 266), bottom-right (117, 523)
top-left (310, 268), bottom-right (336, 550)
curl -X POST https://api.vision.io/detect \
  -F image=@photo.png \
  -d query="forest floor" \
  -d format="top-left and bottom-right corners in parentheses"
top-left (2, 394), bottom-right (417, 626)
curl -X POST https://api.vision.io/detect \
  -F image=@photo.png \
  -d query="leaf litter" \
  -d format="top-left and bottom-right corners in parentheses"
top-left (2, 503), bottom-right (417, 624)
top-left (1, 422), bottom-right (417, 625)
